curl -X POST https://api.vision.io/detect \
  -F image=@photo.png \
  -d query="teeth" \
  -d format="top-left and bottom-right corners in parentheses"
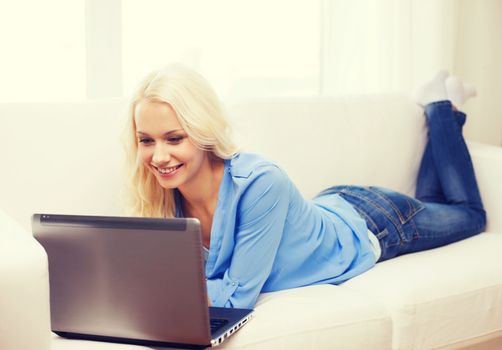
top-left (157, 165), bottom-right (181, 174)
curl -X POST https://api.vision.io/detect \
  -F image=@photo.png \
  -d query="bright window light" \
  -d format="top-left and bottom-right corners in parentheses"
top-left (0, 0), bottom-right (86, 103)
top-left (122, 0), bottom-right (320, 101)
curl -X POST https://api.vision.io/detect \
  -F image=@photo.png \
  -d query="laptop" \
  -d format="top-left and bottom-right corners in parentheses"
top-left (32, 213), bottom-right (253, 349)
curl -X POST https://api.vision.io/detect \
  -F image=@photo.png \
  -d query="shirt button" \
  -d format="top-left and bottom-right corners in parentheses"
top-left (232, 282), bottom-right (236, 286)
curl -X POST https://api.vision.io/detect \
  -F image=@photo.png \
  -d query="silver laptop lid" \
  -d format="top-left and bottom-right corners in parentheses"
top-left (32, 214), bottom-right (212, 346)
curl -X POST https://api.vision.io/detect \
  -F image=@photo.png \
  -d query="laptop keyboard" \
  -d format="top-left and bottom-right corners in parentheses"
top-left (210, 318), bottom-right (229, 333)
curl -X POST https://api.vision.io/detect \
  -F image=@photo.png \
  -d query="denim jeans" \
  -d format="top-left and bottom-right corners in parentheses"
top-left (320, 101), bottom-right (486, 262)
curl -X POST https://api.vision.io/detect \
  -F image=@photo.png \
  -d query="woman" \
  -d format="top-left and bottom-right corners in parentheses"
top-left (124, 65), bottom-right (486, 309)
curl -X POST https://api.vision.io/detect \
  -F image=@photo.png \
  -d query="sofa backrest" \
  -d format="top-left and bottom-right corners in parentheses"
top-left (229, 94), bottom-right (427, 199)
top-left (0, 99), bottom-right (127, 229)
top-left (0, 95), bottom-right (426, 230)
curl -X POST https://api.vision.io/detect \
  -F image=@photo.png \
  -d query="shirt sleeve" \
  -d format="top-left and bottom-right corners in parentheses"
top-left (206, 165), bottom-right (290, 309)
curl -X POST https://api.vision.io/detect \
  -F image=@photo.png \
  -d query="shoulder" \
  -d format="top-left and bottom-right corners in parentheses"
top-left (226, 153), bottom-right (291, 204)
top-left (228, 152), bottom-right (285, 181)
top-left (228, 154), bottom-right (292, 223)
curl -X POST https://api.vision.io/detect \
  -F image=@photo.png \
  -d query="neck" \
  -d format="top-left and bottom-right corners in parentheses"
top-left (179, 158), bottom-right (225, 216)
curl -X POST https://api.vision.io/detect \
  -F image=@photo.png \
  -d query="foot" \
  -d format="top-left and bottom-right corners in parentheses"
top-left (445, 76), bottom-right (477, 107)
top-left (412, 70), bottom-right (449, 107)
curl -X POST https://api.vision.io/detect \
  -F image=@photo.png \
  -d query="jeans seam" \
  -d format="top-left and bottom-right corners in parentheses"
top-left (419, 218), bottom-right (486, 239)
top-left (370, 188), bottom-right (425, 242)
top-left (370, 188), bottom-right (408, 224)
top-left (341, 188), bottom-right (425, 243)
top-left (352, 205), bottom-right (379, 234)
top-left (340, 189), bottom-right (404, 239)
top-left (370, 187), bottom-right (425, 225)
top-left (376, 191), bottom-right (420, 242)
top-left (427, 100), bottom-right (451, 108)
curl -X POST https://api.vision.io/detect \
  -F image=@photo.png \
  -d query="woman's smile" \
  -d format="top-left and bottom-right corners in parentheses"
top-left (153, 163), bottom-right (184, 177)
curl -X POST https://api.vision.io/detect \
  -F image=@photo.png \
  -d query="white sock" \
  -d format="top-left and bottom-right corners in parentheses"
top-left (412, 70), bottom-right (450, 107)
top-left (446, 76), bottom-right (477, 107)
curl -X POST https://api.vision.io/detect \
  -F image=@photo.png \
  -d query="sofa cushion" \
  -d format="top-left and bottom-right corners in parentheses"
top-left (220, 285), bottom-right (392, 349)
top-left (342, 232), bottom-right (502, 349)
top-left (52, 284), bottom-right (392, 350)
top-left (0, 210), bottom-right (51, 350)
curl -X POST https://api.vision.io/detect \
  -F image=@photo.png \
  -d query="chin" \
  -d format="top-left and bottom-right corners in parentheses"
top-left (156, 180), bottom-right (180, 190)
top-left (156, 175), bottom-right (185, 189)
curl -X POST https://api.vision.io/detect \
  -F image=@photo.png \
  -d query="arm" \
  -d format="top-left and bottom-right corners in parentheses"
top-left (206, 166), bottom-right (290, 309)
top-left (468, 141), bottom-right (502, 233)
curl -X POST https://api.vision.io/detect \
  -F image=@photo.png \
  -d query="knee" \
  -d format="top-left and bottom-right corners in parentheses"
top-left (473, 207), bottom-right (487, 232)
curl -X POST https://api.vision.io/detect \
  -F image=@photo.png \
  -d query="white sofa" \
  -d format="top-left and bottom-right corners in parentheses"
top-left (1, 95), bottom-right (502, 350)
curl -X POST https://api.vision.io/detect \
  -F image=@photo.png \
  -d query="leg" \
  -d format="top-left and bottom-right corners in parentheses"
top-left (331, 185), bottom-right (485, 262)
top-left (415, 110), bottom-right (466, 203)
top-left (401, 101), bottom-right (485, 256)
top-left (401, 201), bottom-right (486, 255)
top-left (414, 71), bottom-right (472, 203)
top-left (327, 100), bottom-right (485, 261)
top-left (424, 101), bottom-right (483, 210)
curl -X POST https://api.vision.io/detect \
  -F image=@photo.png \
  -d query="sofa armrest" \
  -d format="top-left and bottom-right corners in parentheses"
top-left (0, 210), bottom-right (51, 350)
top-left (468, 141), bottom-right (502, 233)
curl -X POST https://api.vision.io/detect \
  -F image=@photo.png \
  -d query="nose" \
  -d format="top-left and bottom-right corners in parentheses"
top-left (151, 143), bottom-right (171, 166)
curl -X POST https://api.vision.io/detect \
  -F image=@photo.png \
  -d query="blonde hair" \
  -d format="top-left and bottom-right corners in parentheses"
top-left (123, 64), bottom-right (239, 218)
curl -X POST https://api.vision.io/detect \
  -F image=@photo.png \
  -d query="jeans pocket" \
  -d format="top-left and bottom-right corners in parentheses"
top-left (352, 203), bottom-right (392, 241)
top-left (374, 228), bottom-right (389, 240)
top-left (369, 186), bottom-right (425, 224)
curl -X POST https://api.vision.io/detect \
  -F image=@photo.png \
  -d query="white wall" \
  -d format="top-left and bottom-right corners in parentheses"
top-left (455, 0), bottom-right (502, 146)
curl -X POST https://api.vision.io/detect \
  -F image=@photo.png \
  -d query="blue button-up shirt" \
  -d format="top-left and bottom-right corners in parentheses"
top-left (176, 153), bottom-right (376, 309)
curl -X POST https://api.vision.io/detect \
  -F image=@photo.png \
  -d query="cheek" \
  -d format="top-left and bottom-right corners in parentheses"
top-left (189, 150), bottom-right (208, 170)
top-left (137, 147), bottom-right (152, 165)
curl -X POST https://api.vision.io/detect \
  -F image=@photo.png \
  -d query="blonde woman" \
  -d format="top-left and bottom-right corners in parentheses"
top-left (124, 66), bottom-right (485, 309)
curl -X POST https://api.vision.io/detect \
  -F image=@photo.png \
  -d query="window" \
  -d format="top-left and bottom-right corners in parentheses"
top-left (0, 0), bottom-right (86, 103)
top-left (121, 0), bottom-right (320, 100)
top-left (0, 1), bottom-right (319, 102)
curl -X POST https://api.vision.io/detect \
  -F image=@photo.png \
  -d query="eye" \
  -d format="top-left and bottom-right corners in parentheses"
top-left (167, 135), bottom-right (185, 144)
top-left (138, 137), bottom-right (153, 145)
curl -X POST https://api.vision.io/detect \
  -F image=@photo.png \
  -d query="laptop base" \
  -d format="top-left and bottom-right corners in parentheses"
top-left (54, 331), bottom-right (209, 349)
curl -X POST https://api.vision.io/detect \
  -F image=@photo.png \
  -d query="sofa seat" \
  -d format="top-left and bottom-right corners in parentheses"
top-left (343, 232), bottom-right (502, 350)
top-left (52, 285), bottom-right (392, 350)
top-left (220, 285), bottom-right (392, 349)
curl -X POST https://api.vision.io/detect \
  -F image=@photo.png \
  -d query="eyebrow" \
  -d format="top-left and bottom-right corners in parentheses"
top-left (136, 129), bottom-right (184, 137)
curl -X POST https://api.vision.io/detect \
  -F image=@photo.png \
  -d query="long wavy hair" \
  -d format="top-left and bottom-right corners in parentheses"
top-left (123, 64), bottom-right (239, 217)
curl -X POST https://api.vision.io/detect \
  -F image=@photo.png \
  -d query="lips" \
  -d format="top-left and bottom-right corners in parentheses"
top-left (153, 164), bottom-right (183, 176)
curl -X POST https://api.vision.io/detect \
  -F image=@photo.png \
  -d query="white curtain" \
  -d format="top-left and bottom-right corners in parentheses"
top-left (321, 0), bottom-right (456, 95)
top-left (320, 0), bottom-right (502, 146)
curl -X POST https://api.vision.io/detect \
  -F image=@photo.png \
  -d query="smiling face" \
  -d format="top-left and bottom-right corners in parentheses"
top-left (134, 99), bottom-right (210, 191)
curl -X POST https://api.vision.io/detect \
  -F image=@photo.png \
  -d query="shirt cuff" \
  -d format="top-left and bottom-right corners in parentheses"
top-left (206, 271), bottom-right (240, 308)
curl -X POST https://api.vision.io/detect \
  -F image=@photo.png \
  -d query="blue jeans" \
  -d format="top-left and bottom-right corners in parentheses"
top-left (321, 101), bottom-right (486, 262)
